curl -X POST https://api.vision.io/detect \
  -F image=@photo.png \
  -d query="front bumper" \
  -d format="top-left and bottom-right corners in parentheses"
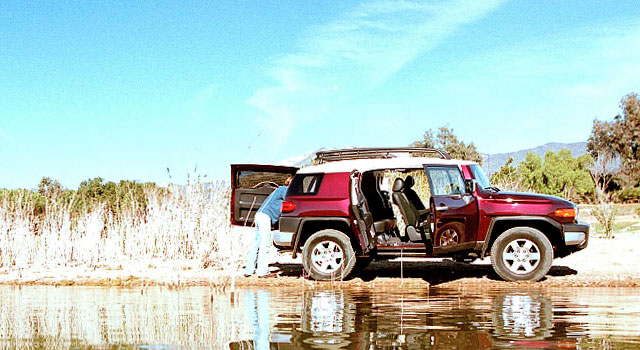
top-left (562, 222), bottom-right (589, 249)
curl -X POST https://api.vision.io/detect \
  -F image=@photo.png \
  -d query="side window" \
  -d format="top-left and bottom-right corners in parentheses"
top-left (426, 167), bottom-right (465, 196)
top-left (288, 174), bottom-right (324, 196)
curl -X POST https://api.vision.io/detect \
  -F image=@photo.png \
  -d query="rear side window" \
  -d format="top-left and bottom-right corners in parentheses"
top-left (236, 171), bottom-right (292, 188)
top-left (288, 174), bottom-right (324, 196)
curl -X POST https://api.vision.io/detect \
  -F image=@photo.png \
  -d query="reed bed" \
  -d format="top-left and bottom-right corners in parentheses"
top-left (0, 182), bottom-right (247, 273)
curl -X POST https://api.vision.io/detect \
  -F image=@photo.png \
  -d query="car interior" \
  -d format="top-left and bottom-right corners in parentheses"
top-left (360, 170), bottom-right (432, 244)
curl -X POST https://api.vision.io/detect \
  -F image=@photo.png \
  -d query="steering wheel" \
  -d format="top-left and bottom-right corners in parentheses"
top-left (252, 181), bottom-right (279, 189)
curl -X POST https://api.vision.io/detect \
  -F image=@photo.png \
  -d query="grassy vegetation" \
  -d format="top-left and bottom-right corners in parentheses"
top-left (578, 203), bottom-right (640, 237)
top-left (1, 174), bottom-right (637, 273)
top-left (0, 180), bottom-right (245, 271)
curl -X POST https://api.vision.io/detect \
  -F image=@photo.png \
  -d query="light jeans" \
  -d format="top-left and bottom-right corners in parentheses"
top-left (244, 212), bottom-right (273, 276)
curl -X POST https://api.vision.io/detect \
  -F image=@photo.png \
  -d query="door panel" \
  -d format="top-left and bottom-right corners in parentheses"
top-left (350, 171), bottom-right (375, 253)
top-left (234, 187), bottom-right (276, 226)
top-left (230, 164), bottom-right (298, 226)
top-left (424, 166), bottom-right (478, 249)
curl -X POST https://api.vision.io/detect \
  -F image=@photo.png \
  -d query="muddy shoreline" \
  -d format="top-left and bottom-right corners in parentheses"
top-left (1, 236), bottom-right (639, 289)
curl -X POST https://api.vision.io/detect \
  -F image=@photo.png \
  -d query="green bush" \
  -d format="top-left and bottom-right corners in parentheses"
top-left (1, 177), bottom-right (166, 237)
top-left (617, 187), bottom-right (640, 203)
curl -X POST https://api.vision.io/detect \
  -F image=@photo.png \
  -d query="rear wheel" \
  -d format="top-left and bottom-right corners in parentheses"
top-left (302, 229), bottom-right (356, 281)
top-left (490, 227), bottom-right (553, 281)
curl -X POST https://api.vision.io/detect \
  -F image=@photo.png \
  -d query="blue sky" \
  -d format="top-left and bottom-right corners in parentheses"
top-left (1, 0), bottom-right (639, 189)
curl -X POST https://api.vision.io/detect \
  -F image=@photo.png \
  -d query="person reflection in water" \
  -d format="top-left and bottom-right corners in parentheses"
top-left (245, 290), bottom-right (270, 350)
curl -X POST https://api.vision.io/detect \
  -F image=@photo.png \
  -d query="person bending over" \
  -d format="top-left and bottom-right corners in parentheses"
top-left (244, 176), bottom-right (292, 277)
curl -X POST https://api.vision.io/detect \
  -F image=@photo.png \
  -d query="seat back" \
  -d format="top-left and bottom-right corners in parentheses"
top-left (391, 178), bottom-right (420, 228)
top-left (403, 176), bottom-right (426, 211)
top-left (361, 172), bottom-right (387, 220)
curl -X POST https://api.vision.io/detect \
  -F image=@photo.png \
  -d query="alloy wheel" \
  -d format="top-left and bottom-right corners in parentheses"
top-left (310, 240), bottom-right (344, 274)
top-left (440, 228), bottom-right (459, 246)
top-left (501, 238), bottom-right (541, 275)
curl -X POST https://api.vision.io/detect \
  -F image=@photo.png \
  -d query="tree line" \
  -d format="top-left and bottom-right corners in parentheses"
top-left (411, 92), bottom-right (640, 203)
top-left (0, 177), bottom-right (164, 228)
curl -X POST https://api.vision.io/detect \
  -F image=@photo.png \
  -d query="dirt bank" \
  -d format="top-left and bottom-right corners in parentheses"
top-left (1, 234), bottom-right (639, 289)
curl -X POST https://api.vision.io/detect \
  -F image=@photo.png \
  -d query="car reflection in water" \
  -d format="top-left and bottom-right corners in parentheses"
top-left (229, 289), bottom-right (580, 349)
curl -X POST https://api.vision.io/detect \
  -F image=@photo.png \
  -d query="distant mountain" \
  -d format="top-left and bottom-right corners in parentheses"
top-left (482, 142), bottom-right (588, 175)
top-left (278, 142), bottom-right (589, 174)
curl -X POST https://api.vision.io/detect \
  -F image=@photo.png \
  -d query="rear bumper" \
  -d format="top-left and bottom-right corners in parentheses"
top-left (562, 222), bottom-right (589, 250)
top-left (274, 217), bottom-right (301, 250)
top-left (273, 231), bottom-right (294, 249)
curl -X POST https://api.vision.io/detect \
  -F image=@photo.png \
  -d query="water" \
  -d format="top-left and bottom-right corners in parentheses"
top-left (1, 285), bottom-right (639, 349)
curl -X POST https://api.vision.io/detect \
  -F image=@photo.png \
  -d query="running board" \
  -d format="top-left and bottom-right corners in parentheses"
top-left (376, 245), bottom-right (430, 257)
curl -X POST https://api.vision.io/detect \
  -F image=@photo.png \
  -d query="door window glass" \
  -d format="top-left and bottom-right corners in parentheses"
top-left (426, 167), bottom-right (465, 196)
top-left (236, 171), bottom-right (291, 188)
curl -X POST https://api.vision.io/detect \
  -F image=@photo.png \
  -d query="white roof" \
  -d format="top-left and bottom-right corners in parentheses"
top-left (297, 157), bottom-right (477, 174)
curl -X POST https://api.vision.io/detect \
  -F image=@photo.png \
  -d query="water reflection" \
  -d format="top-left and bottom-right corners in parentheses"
top-left (1, 285), bottom-right (639, 349)
top-left (492, 293), bottom-right (553, 340)
top-left (234, 289), bottom-right (640, 349)
top-left (244, 290), bottom-right (270, 350)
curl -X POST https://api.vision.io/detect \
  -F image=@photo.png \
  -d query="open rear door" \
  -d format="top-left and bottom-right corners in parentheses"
top-left (230, 164), bottom-right (298, 226)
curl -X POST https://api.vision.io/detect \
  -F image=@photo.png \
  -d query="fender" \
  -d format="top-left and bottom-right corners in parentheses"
top-left (480, 216), bottom-right (562, 258)
top-left (290, 217), bottom-right (352, 259)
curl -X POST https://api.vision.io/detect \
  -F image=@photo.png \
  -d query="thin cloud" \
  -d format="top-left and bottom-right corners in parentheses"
top-left (247, 0), bottom-right (507, 149)
top-left (465, 23), bottom-right (640, 113)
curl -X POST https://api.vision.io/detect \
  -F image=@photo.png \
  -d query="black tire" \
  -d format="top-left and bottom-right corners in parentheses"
top-left (302, 229), bottom-right (356, 281)
top-left (490, 227), bottom-right (553, 282)
top-left (353, 257), bottom-right (372, 273)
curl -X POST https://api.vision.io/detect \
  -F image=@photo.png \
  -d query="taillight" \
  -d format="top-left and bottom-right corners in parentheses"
top-left (553, 208), bottom-right (575, 219)
top-left (281, 201), bottom-right (296, 213)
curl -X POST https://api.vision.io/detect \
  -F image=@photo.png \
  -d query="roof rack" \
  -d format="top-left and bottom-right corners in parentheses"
top-left (315, 147), bottom-right (451, 163)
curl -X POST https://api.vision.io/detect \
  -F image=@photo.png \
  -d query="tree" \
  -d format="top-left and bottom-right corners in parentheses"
top-left (411, 126), bottom-right (483, 164)
top-left (490, 157), bottom-right (520, 191)
top-left (37, 177), bottom-right (62, 199)
top-left (540, 150), bottom-right (594, 200)
top-left (588, 92), bottom-right (640, 187)
top-left (514, 150), bottom-right (593, 201)
top-left (517, 152), bottom-right (544, 193)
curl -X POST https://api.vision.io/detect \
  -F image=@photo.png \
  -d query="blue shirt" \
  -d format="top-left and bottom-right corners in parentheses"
top-left (257, 186), bottom-right (288, 225)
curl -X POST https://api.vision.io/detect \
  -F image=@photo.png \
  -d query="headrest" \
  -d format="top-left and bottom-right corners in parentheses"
top-left (392, 178), bottom-right (404, 192)
top-left (404, 176), bottom-right (415, 189)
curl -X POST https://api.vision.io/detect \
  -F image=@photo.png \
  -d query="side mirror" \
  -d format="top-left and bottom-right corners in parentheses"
top-left (464, 179), bottom-right (476, 194)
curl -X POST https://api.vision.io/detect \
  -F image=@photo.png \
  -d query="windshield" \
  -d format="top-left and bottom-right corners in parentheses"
top-left (469, 164), bottom-right (491, 190)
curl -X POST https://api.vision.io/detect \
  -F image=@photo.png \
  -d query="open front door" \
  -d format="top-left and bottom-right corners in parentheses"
top-left (424, 165), bottom-right (478, 251)
top-left (230, 164), bottom-right (298, 226)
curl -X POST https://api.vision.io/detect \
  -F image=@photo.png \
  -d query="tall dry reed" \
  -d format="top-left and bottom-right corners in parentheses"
top-left (0, 181), bottom-right (246, 271)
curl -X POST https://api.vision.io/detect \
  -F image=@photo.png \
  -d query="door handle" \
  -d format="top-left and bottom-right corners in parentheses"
top-left (436, 205), bottom-right (449, 211)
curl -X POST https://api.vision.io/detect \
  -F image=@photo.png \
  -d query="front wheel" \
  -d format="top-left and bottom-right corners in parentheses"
top-left (302, 229), bottom-right (356, 281)
top-left (490, 227), bottom-right (553, 282)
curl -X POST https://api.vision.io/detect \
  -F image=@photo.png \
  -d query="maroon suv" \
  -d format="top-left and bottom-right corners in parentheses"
top-left (231, 148), bottom-right (589, 282)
